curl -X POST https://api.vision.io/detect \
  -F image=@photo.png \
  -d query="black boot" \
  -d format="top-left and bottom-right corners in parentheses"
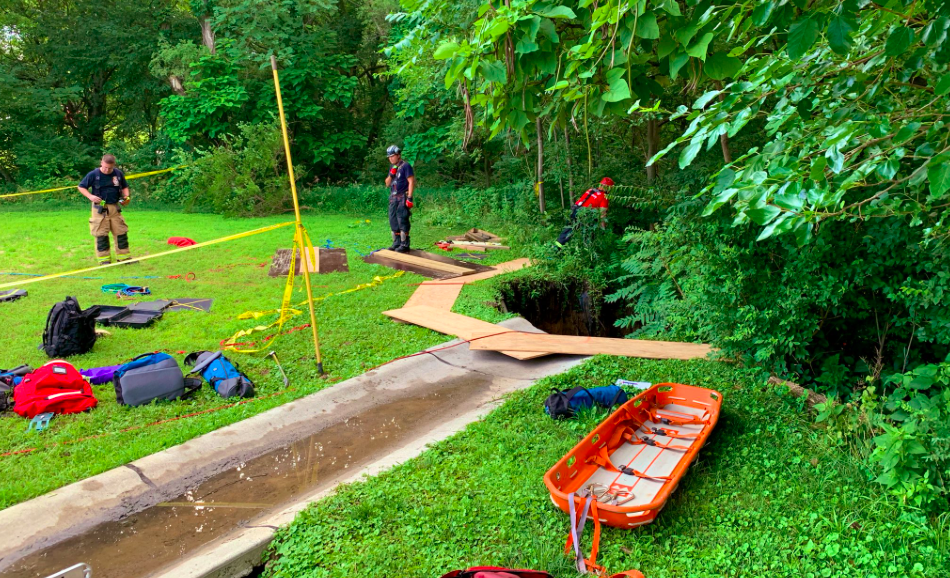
top-left (388, 233), bottom-right (400, 251)
top-left (395, 234), bottom-right (410, 253)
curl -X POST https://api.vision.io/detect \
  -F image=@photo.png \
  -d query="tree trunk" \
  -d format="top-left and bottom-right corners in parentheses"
top-left (720, 132), bottom-right (732, 163)
top-left (563, 126), bottom-right (574, 195)
top-left (645, 118), bottom-right (659, 184)
top-left (536, 117), bottom-right (545, 213)
top-left (169, 75), bottom-right (185, 96)
top-left (716, 85), bottom-right (731, 163)
top-left (200, 18), bottom-right (216, 54)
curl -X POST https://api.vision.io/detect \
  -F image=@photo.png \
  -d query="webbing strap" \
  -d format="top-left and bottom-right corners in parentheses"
top-left (648, 409), bottom-right (708, 426)
top-left (631, 435), bottom-right (691, 451)
top-left (587, 450), bottom-right (673, 482)
top-left (644, 426), bottom-right (701, 439)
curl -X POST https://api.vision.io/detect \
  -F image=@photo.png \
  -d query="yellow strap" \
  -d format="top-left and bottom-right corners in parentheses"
top-left (0, 165), bottom-right (185, 200)
top-left (0, 221), bottom-right (295, 290)
top-left (224, 270), bottom-right (405, 351)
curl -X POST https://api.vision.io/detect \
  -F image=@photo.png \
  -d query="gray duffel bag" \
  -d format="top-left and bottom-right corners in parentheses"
top-left (113, 352), bottom-right (201, 406)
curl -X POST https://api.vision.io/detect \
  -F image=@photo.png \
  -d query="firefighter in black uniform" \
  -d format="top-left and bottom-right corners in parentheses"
top-left (384, 145), bottom-right (415, 253)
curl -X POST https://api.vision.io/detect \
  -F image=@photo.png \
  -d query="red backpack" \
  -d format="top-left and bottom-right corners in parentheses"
top-left (440, 569), bottom-right (553, 578)
top-left (13, 360), bottom-right (97, 418)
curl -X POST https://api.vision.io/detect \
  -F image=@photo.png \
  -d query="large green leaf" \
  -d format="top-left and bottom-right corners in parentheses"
top-left (602, 68), bottom-right (631, 102)
top-left (658, 33), bottom-right (676, 59)
top-left (787, 17), bottom-right (820, 59)
top-left (929, 153), bottom-right (950, 198)
top-left (751, 1), bottom-right (773, 26)
top-left (534, 5), bottom-right (577, 19)
top-left (433, 41), bottom-right (460, 60)
top-left (934, 74), bottom-right (950, 96)
top-left (675, 23), bottom-right (700, 46)
top-left (661, 0), bottom-right (681, 16)
top-left (669, 52), bottom-right (689, 80)
top-left (704, 52), bottom-right (742, 79)
top-left (886, 26), bottom-right (915, 56)
top-left (827, 14), bottom-right (855, 55)
top-left (809, 156), bottom-right (827, 182)
top-left (679, 137), bottom-right (703, 168)
top-left (479, 61), bottom-right (507, 83)
top-left (686, 32), bottom-right (714, 61)
top-left (746, 204), bottom-right (781, 225)
top-left (693, 89), bottom-right (721, 109)
top-left (538, 19), bottom-right (559, 44)
top-left (636, 13), bottom-right (660, 40)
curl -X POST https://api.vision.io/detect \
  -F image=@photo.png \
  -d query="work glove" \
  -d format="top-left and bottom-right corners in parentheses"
top-left (389, 166), bottom-right (397, 176)
top-left (406, 198), bottom-right (414, 208)
top-left (119, 197), bottom-right (130, 206)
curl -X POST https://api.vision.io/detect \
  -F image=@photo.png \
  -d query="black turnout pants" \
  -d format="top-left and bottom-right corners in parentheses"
top-left (388, 194), bottom-right (411, 233)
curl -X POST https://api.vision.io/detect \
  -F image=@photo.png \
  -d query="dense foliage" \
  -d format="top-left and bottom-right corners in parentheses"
top-left (3, 0), bottom-right (950, 509)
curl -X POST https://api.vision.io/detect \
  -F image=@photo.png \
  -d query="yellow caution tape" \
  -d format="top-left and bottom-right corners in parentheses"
top-left (0, 165), bottom-right (186, 200)
top-left (224, 270), bottom-right (405, 351)
top-left (0, 221), bottom-right (295, 290)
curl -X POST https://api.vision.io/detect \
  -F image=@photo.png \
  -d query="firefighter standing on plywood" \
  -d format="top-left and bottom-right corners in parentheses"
top-left (385, 145), bottom-right (415, 253)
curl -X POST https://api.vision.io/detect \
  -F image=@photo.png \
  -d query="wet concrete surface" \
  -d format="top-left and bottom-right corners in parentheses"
top-left (5, 373), bottom-right (491, 578)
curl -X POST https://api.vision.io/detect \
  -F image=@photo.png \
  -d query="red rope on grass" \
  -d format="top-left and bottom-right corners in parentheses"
top-left (0, 330), bottom-right (522, 459)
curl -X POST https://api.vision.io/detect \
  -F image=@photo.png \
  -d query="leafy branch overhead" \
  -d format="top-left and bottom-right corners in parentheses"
top-left (432, 0), bottom-right (754, 146)
top-left (650, 0), bottom-right (950, 244)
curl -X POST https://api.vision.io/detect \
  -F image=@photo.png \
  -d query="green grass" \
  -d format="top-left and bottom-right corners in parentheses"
top-left (262, 357), bottom-right (950, 578)
top-left (0, 207), bottom-right (528, 509)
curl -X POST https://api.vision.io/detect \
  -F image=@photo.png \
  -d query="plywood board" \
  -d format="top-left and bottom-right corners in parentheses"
top-left (450, 241), bottom-right (510, 250)
top-left (382, 306), bottom-right (548, 360)
top-left (428, 258), bottom-right (531, 285)
top-left (404, 283), bottom-right (463, 311)
top-left (374, 250), bottom-right (475, 275)
top-left (468, 332), bottom-right (713, 360)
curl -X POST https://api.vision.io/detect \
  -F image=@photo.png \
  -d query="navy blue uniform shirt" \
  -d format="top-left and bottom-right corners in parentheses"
top-left (388, 161), bottom-right (414, 196)
top-left (80, 168), bottom-right (127, 204)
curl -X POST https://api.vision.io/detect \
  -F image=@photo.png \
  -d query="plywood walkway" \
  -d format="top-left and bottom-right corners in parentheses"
top-left (384, 254), bottom-right (713, 361)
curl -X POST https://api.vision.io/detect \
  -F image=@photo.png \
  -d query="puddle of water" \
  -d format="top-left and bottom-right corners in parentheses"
top-left (5, 373), bottom-right (492, 578)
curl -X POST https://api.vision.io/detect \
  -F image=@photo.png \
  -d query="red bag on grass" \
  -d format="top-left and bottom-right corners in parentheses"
top-left (167, 237), bottom-right (197, 247)
top-left (13, 360), bottom-right (97, 418)
top-left (440, 568), bottom-right (553, 578)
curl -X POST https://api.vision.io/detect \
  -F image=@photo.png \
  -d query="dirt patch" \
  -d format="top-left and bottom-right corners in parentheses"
top-left (498, 277), bottom-right (632, 338)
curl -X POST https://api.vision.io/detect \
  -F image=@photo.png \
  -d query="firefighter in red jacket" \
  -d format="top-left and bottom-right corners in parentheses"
top-left (555, 177), bottom-right (613, 247)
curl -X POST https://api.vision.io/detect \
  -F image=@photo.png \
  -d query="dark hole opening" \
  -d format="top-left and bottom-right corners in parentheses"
top-left (497, 277), bottom-right (633, 338)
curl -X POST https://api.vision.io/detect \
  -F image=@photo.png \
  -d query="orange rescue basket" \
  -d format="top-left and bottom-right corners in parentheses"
top-left (544, 382), bottom-right (722, 529)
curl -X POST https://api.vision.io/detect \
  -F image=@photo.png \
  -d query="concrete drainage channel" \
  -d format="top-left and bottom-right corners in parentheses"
top-left (0, 318), bottom-right (586, 578)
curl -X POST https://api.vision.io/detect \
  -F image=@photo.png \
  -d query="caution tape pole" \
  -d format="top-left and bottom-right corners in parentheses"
top-left (271, 54), bottom-right (325, 375)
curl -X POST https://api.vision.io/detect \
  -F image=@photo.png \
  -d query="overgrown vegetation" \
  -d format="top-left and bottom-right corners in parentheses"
top-left (262, 356), bottom-right (950, 577)
top-left (4, 0), bottom-right (950, 522)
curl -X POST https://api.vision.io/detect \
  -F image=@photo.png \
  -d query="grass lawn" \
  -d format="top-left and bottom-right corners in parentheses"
top-left (0, 206), bottom-right (527, 509)
top-left (262, 356), bottom-right (949, 578)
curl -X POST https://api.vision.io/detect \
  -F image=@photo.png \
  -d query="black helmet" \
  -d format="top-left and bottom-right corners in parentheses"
top-left (386, 145), bottom-right (401, 156)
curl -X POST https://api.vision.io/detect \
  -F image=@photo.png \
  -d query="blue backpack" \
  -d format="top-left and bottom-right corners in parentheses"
top-left (184, 351), bottom-right (255, 399)
top-left (544, 385), bottom-right (628, 419)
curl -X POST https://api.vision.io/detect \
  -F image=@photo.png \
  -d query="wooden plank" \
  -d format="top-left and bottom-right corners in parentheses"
top-left (404, 283), bottom-right (463, 310)
top-left (428, 258), bottom-right (531, 285)
top-left (375, 250), bottom-right (475, 275)
top-left (382, 306), bottom-right (548, 360)
top-left (468, 332), bottom-right (713, 360)
top-left (450, 241), bottom-right (510, 250)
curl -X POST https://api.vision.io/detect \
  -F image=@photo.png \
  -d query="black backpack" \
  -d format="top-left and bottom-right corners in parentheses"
top-left (0, 365), bottom-right (33, 412)
top-left (42, 297), bottom-right (100, 358)
top-left (544, 385), bottom-right (627, 420)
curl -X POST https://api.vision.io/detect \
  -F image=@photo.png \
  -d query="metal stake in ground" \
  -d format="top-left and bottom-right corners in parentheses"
top-left (268, 351), bottom-right (290, 388)
top-left (271, 54), bottom-right (325, 375)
